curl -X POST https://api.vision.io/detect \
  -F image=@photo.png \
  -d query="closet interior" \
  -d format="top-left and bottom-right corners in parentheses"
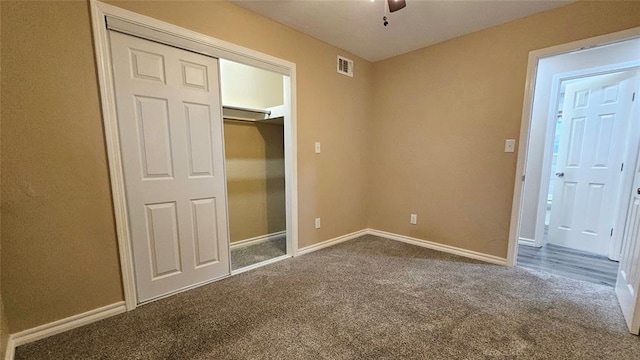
top-left (219, 60), bottom-right (287, 270)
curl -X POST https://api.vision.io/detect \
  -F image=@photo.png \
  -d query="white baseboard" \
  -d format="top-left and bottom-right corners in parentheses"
top-left (230, 231), bottom-right (286, 250)
top-left (231, 254), bottom-right (291, 275)
top-left (5, 301), bottom-right (126, 360)
top-left (518, 237), bottom-right (540, 247)
top-left (367, 229), bottom-right (508, 266)
top-left (296, 229), bottom-right (369, 256)
top-left (295, 228), bottom-right (506, 266)
top-left (4, 336), bottom-right (15, 360)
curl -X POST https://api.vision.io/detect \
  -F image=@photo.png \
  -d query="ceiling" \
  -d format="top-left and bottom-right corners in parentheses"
top-left (230, 0), bottom-right (575, 62)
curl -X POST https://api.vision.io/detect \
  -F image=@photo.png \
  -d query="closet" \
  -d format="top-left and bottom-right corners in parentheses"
top-left (219, 60), bottom-right (288, 270)
top-left (94, 3), bottom-right (296, 307)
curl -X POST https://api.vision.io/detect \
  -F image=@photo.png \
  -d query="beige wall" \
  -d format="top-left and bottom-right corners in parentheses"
top-left (368, 1), bottom-right (640, 258)
top-left (0, 0), bottom-right (372, 333)
top-left (0, 299), bottom-right (8, 357)
top-left (0, 3), bottom-right (8, 354)
top-left (1, 1), bottom-right (124, 333)
top-left (225, 122), bottom-right (286, 243)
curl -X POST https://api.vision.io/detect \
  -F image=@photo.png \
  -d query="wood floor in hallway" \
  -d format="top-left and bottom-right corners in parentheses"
top-left (517, 243), bottom-right (619, 287)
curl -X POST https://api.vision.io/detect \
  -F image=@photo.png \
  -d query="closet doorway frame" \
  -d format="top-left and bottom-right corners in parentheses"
top-left (90, 0), bottom-right (298, 311)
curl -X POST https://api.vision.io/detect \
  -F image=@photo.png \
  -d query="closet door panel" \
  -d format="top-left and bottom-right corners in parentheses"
top-left (110, 31), bottom-right (230, 303)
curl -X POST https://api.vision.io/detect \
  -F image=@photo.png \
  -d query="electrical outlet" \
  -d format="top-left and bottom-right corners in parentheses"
top-left (504, 139), bottom-right (516, 153)
top-left (315, 142), bottom-right (321, 154)
top-left (410, 214), bottom-right (417, 225)
top-left (315, 217), bottom-right (321, 229)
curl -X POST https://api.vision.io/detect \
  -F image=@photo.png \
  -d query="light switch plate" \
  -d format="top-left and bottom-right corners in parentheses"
top-left (505, 139), bottom-right (516, 153)
top-left (315, 142), bottom-right (321, 154)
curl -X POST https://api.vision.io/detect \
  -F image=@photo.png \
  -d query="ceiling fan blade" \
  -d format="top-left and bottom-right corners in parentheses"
top-left (388, 0), bottom-right (406, 13)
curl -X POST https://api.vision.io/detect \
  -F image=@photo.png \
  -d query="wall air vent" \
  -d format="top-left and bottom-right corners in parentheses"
top-left (337, 56), bottom-right (354, 77)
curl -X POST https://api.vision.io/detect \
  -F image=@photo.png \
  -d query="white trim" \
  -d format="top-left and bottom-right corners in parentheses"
top-left (138, 273), bottom-right (231, 306)
top-left (296, 229), bottom-right (369, 256)
top-left (103, 9), bottom-right (293, 75)
top-left (368, 229), bottom-right (508, 266)
top-left (508, 26), bottom-right (640, 267)
top-left (89, 0), bottom-right (299, 308)
top-left (230, 231), bottom-right (287, 249)
top-left (295, 228), bottom-right (508, 265)
top-left (231, 254), bottom-right (292, 276)
top-left (90, 0), bottom-right (138, 310)
top-left (518, 237), bottom-right (539, 247)
top-left (5, 302), bottom-right (126, 359)
top-left (284, 74), bottom-right (299, 257)
top-left (4, 336), bottom-right (15, 360)
top-left (612, 71), bottom-right (640, 261)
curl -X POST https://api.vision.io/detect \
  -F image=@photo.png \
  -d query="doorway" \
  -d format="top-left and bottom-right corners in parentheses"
top-left (518, 69), bottom-right (638, 287)
top-left (508, 28), bottom-right (640, 334)
top-left (515, 38), bottom-right (640, 287)
top-left (219, 60), bottom-right (289, 271)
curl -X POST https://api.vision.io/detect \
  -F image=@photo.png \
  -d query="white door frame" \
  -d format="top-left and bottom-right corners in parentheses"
top-left (507, 26), bottom-right (640, 267)
top-left (90, 0), bottom-right (299, 310)
top-left (532, 64), bottom-right (640, 257)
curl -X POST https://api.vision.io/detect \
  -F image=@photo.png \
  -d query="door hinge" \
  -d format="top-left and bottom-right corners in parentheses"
top-left (633, 92), bottom-right (636, 102)
top-left (621, 163), bottom-right (624, 172)
top-left (522, 175), bottom-right (526, 182)
top-left (611, 228), bottom-right (614, 237)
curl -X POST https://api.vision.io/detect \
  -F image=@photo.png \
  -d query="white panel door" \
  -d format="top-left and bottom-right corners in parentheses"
top-left (109, 31), bottom-right (229, 302)
top-left (548, 71), bottom-right (637, 255)
top-left (617, 141), bottom-right (640, 335)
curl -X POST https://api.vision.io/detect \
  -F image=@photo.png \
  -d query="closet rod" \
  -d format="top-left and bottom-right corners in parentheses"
top-left (223, 105), bottom-right (271, 116)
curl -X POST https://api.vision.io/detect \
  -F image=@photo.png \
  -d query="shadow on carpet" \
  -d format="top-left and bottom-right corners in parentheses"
top-left (15, 235), bottom-right (640, 359)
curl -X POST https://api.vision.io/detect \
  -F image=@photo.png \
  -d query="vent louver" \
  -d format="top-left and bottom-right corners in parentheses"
top-left (337, 56), bottom-right (354, 77)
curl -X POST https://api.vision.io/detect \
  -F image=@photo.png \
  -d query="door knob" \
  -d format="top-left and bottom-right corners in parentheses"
top-left (555, 172), bottom-right (565, 178)
top-left (637, 188), bottom-right (640, 195)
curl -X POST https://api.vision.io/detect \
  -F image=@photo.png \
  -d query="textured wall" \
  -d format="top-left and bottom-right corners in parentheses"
top-left (1, 0), bottom-right (372, 333)
top-left (0, 299), bottom-right (8, 356)
top-left (1, 1), bottom-right (124, 333)
top-left (0, 1), bottom-right (9, 350)
top-left (368, 1), bottom-right (640, 258)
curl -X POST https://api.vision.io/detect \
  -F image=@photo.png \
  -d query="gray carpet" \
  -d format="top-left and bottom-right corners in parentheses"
top-left (15, 235), bottom-right (640, 359)
top-left (231, 236), bottom-right (287, 270)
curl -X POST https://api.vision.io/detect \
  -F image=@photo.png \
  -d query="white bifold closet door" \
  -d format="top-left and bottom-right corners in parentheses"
top-left (109, 31), bottom-right (230, 303)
